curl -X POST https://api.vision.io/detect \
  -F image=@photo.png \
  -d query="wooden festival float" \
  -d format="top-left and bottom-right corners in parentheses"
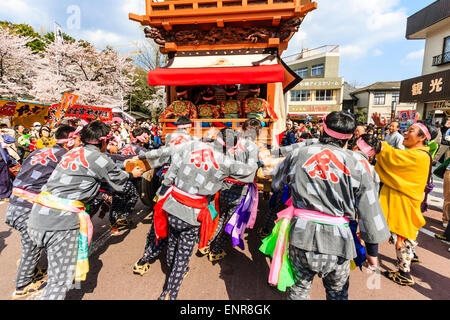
top-left (128, 0), bottom-right (317, 201)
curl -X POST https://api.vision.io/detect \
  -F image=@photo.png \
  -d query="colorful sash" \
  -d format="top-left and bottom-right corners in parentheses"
top-left (224, 182), bottom-right (258, 250)
top-left (153, 185), bottom-right (219, 250)
top-left (259, 197), bottom-right (349, 292)
top-left (12, 188), bottom-right (93, 282)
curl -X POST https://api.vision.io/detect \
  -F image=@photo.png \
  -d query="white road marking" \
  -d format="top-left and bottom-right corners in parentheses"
top-left (419, 228), bottom-right (436, 238)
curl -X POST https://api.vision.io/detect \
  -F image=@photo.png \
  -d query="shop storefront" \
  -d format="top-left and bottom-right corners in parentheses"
top-left (287, 77), bottom-right (343, 121)
top-left (400, 68), bottom-right (450, 124)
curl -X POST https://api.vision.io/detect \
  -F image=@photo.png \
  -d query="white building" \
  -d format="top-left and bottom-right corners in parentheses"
top-left (399, 0), bottom-right (450, 124)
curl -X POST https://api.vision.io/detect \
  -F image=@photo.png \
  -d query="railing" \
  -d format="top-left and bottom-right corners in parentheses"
top-left (148, 0), bottom-right (304, 13)
top-left (130, 0), bottom-right (317, 23)
top-left (432, 51), bottom-right (450, 66)
top-left (159, 118), bottom-right (273, 146)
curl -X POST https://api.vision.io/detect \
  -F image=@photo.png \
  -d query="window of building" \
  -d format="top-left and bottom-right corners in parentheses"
top-left (374, 93), bottom-right (385, 105)
top-left (311, 64), bottom-right (324, 76)
top-left (291, 90), bottom-right (311, 101)
top-left (315, 89), bottom-right (333, 101)
top-left (392, 92), bottom-right (400, 104)
top-left (443, 36), bottom-right (450, 64)
top-left (444, 36), bottom-right (450, 54)
top-left (295, 67), bottom-right (308, 78)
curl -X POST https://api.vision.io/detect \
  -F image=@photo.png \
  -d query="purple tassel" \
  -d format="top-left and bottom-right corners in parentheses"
top-left (225, 184), bottom-right (256, 250)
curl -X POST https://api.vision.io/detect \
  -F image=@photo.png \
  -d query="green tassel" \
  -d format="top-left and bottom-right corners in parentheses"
top-left (276, 222), bottom-right (295, 292)
top-left (207, 204), bottom-right (218, 221)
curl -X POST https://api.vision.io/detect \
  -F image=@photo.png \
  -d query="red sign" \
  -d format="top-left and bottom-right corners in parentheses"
top-left (50, 93), bottom-right (79, 129)
top-left (397, 110), bottom-right (417, 122)
top-left (48, 104), bottom-right (113, 123)
top-left (0, 101), bottom-right (17, 116)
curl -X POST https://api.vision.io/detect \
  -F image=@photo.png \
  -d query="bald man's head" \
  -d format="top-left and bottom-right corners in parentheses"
top-left (388, 121), bottom-right (400, 134)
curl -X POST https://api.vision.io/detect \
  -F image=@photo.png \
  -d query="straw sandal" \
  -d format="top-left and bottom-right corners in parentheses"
top-left (132, 260), bottom-right (151, 276)
top-left (115, 218), bottom-right (131, 227)
top-left (198, 246), bottom-right (210, 255)
top-left (11, 280), bottom-right (46, 300)
top-left (386, 271), bottom-right (415, 286)
top-left (208, 249), bottom-right (227, 262)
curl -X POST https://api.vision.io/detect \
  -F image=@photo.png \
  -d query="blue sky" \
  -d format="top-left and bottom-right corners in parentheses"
top-left (0, 0), bottom-right (434, 86)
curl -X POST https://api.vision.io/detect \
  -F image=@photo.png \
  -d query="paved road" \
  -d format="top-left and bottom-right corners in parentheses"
top-left (0, 175), bottom-right (449, 300)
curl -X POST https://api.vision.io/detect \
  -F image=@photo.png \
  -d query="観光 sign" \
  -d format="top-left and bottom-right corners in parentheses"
top-left (400, 69), bottom-right (450, 103)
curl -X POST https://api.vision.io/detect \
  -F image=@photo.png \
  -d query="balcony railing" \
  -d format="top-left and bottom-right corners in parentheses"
top-left (432, 51), bottom-right (450, 66)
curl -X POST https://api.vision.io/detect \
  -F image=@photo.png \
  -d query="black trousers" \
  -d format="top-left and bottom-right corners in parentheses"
top-left (159, 215), bottom-right (200, 300)
top-left (110, 180), bottom-right (139, 225)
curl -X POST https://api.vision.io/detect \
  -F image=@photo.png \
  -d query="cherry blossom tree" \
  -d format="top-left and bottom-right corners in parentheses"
top-left (31, 40), bottom-right (137, 108)
top-left (0, 27), bottom-right (39, 99)
top-left (143, 85), bottom-right (166, 119)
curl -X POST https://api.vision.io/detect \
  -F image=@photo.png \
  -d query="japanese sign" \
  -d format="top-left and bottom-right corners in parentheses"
top-left (297, 78), bottom-right (343, 90)
top-left (1, 99), bottom-right (50, 128)
top-left (0, 100), bottom-right (17, 116)
top-left (289, 105), bottom-right (341, 113)
top-left (49, 93), bottom-right (79, 129)
top-left (47, 104), bottom-right (113, 123)
top-left (397, 110), bottom-right (417, 122)
top-left (400, 69), bottom-right (450, 103)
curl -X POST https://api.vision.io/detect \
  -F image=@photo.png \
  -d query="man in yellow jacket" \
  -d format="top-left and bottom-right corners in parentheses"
top-left (372, 113), bottom-right (438, 286)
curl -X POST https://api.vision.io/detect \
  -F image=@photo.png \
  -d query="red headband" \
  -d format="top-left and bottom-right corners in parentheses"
top-left (56, 126), bottom-right (82, 147)
top-left (177, 90), bottom-right (188, 96)
top-left (177, 124), bottom-right (192, 129)
top-left (322, 115), bottom-right (353, 140)
top-left (411, 123), bottom-right (431, 141)
top-left (85, 130), bottom-right (113, 145)
top-left (202, 95), bottom-right (214, 101)
top-left (356, 137), bottom-right (375, 157)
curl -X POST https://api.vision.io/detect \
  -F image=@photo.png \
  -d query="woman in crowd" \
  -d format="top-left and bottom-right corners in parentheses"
top-left (36, 126), bottom-right (55, 149)
top-left (371, 112), bottom-right (438, 286)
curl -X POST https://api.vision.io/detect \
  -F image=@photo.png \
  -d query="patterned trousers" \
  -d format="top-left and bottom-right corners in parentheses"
top-left (5, 203), bottom-right (42, 289)
top-left (390, 233), bottom-right (418, 273)
top-left (27, 227), bottom-right (78, 300)
top-left (159, 215), bottom-right (200, 300)
top-left (141, 219), bottom-right (168, 262)
top-left (287, 246), bottom-right (350, 300)
top-left (210, 183), bottom-right (247, 254)
top-left (110, 180), bottom-right (139, 225)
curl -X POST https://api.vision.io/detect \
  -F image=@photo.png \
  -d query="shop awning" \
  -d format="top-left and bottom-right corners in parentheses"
top-left (148, 50), bottom-right (292, 86)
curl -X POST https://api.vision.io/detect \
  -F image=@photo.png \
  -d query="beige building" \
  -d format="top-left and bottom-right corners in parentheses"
top-left (352, 82), bottom-right (415, 124)
top-left (284, 45), bottom-right (344, 121)
top-left (399, 0), bottom-right (450, 124)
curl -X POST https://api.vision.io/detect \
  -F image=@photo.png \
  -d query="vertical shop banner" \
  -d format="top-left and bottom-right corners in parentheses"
top-left (0, 99), bottom-right (50, 128)
top-left (50, 93), bottom-right (79, 129)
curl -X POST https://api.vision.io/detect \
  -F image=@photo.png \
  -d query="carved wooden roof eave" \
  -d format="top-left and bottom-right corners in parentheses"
top-left (144, 16), bottom-right (303, 53)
